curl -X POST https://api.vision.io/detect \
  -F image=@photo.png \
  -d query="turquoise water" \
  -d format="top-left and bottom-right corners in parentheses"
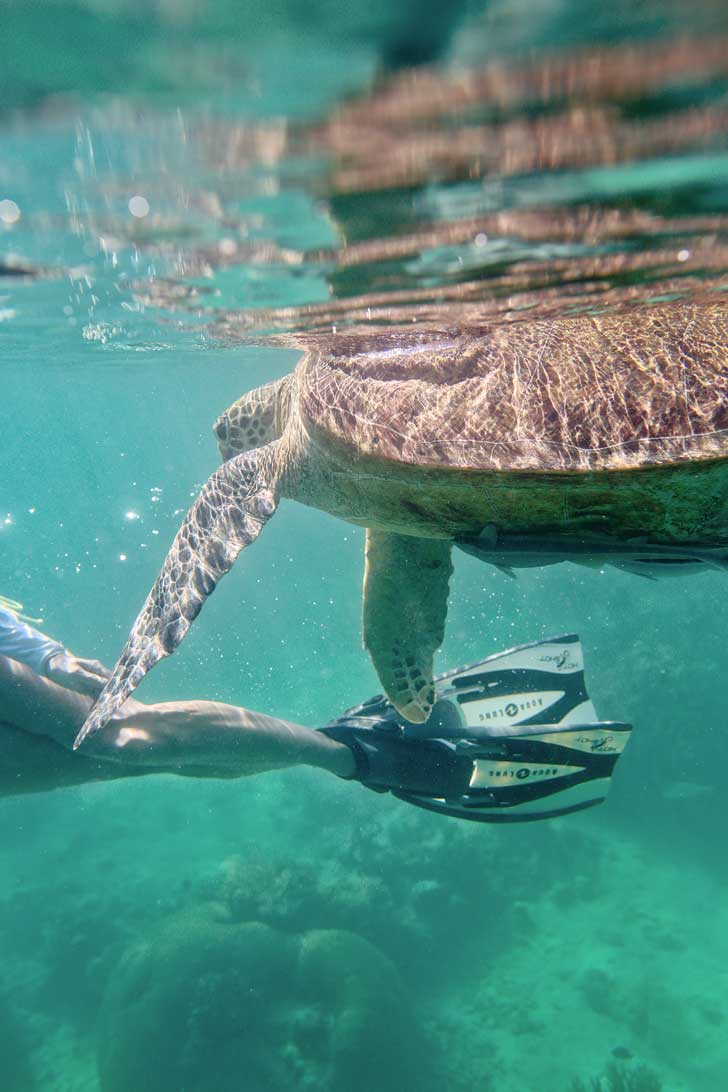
top-left (3, 3), bottom-right (728, 1089)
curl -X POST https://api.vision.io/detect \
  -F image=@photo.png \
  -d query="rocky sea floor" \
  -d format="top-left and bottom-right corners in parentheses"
top-left (2, 765), bottom-right (726, 1092)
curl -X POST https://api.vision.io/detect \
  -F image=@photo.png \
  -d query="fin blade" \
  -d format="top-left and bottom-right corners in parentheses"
top-left (398, 720), bottom-right (632, 822)
top-left (436, 634), bottom-right (596, 731)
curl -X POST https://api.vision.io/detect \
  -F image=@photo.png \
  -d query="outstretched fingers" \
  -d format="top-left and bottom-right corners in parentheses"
top-left (74, 447), bottom-right (279, 749)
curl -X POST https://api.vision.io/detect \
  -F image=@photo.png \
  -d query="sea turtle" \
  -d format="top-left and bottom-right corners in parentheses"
top-left (75, 302), bottom-right (728, 747)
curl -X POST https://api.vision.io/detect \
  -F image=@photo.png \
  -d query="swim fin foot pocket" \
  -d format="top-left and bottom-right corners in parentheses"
top-left (321, 635), bottom-right (631, 823)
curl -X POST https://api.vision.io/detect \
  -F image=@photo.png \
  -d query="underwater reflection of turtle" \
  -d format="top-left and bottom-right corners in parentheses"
top-left (77, 302), bottom-right (728, 747)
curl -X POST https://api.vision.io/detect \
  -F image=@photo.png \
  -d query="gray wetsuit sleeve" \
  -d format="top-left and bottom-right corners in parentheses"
top-left (0, 605), bottom-right (65, 676)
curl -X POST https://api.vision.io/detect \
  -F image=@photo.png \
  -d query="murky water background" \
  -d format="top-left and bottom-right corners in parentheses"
top-left (3, 2), bottom-right (728, 1089)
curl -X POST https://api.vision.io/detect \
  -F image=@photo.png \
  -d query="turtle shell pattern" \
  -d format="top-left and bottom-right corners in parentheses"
top-left (298, 304), bottom-right (728, 473)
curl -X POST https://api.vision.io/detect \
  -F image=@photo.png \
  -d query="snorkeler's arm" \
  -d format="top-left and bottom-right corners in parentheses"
top-left (0, 605), bottom-right (110, 697)
top-left (0, 605), bottom-right (65, 674)
top-left (44, 652), bottom-right (111, 698)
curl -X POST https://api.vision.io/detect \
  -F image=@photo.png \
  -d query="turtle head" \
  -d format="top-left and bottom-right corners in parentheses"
top-left (214, 375), bottom-right (293, 461)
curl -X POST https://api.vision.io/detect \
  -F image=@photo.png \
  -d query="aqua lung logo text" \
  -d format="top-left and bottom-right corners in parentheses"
top-left (484, 765), bottom-right (560, 780)
top-left (470, 759), bottom-right (577, 790)
top-left (476, 696), bottom-right (545, 722)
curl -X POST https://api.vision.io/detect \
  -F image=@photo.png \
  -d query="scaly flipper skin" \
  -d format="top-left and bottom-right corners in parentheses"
top-left (363, 530), bottom-right (453, 723)
top-left (73, 444), bottom-right (280, 749)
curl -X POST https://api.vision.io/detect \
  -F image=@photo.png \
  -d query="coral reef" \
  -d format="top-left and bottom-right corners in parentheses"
top-left (97, 903), bottom-right (441, 1092)
top-left (196, 806), bottom-right (604, 987)
top-left (570, 1060), bottom-right (662, 1092)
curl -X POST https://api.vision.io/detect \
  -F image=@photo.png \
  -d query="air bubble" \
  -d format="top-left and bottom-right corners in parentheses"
top-left (128, 195), bottom-right (150, 218)
top-left (0, 199), bottom-right (20, 225)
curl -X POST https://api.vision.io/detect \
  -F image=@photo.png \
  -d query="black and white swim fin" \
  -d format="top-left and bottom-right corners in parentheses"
top-left (321, 635), bottom-right (631, 823)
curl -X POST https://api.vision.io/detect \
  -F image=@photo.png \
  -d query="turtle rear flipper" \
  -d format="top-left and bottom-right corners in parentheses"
top-left (74, 444), bottom-right (280, 750)
top-left (363, 530), bottom-right (453, 724)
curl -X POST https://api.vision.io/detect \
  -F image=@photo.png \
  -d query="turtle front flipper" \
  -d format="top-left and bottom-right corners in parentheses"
top-left (363, 530), bottom-right (453, 724)
top-left (73, 444), bottom-right (280, 750)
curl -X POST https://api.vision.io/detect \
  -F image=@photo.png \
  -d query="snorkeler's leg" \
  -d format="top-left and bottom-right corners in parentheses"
top-left (69, 700), bottom-right (356, 779)
top-left (1, 650), bottom-right (353, 781)
top-left (1, 653), bottom-right (353, 780)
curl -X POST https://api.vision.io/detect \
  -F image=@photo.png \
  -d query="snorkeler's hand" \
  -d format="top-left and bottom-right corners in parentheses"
top-left (45, 653), bottom-right (112, 697)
